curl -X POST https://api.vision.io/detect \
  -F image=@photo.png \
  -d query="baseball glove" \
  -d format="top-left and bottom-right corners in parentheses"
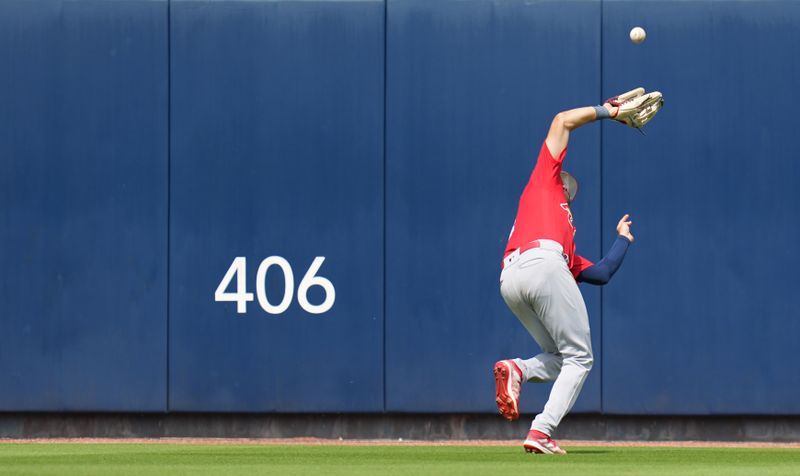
top-left (606, 87), bottom-right (664, 129)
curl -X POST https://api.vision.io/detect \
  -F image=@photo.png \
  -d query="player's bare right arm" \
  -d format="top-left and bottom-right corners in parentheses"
top-left (545, 103), bottom-right (618, 158)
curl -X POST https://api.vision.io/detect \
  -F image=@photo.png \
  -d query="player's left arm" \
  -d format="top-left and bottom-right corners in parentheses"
top-left (545, 103), bottom-right (618, 159)
top-left (577, 214), bottom-right (634, 286)
top-left (546, 87), bottom-right (665, 159)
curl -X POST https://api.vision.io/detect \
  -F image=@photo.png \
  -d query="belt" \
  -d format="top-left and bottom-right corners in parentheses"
top-left (502, 239), bottom-right (568, 269)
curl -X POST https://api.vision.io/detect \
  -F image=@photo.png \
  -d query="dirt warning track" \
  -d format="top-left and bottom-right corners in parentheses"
top-left (1, 438), bottom-right (798, 448)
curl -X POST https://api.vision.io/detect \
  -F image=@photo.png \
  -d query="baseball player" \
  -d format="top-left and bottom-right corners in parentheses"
top-left (494, 88), bottom-right (663, 455)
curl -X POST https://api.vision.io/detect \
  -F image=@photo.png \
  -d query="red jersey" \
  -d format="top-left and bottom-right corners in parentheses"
top-left (504, 141), bottom-right (593, 279)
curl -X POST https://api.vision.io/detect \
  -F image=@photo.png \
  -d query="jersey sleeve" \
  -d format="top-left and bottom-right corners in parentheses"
top-left (570, 254), bottom-right (594, 279)
top-left (576, 236), bottom-right (632, 285)
top-left (528, 141), bottom-right (566, 186)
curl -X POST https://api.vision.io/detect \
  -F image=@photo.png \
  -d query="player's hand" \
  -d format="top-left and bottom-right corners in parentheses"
top-left (602, 102), bottom-right (619, 118)
top-left (616, 214), bottom-right (634, 242)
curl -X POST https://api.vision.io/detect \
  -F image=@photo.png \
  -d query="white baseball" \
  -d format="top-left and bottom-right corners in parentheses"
top-left (630, 26), bottom-right (646, 44)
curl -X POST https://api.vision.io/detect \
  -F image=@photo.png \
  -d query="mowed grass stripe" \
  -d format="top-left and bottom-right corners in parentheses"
top-left (0, 444), bottom-right (798, 476)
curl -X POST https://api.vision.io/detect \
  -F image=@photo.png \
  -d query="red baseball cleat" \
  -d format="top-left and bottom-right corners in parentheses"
top-left (493, 360), bottom-right (523, 421)
top-left (523, 429), bottom-right (567, 455)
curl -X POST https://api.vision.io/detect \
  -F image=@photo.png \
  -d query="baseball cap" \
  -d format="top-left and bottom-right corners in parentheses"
top-left (560, 171), bottom-right (578, 202)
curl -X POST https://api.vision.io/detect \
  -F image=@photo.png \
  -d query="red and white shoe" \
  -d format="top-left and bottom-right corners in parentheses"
top-left (523, 429), bottom-right (567, 455)
top-left (493, 360), bottom-right (523, 421)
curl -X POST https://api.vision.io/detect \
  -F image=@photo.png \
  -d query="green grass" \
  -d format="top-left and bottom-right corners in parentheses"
top-left (0, 444), bottom-right (799, 476)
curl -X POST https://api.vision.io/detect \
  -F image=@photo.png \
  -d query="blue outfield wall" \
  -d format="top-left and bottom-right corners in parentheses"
top-left (0, 0), bottom-right (169, 411)
top-left (168, 0), bottom-right (385, 412)
top-left (385, 0), bottom-right (603, 414)
top-left (601, 0), bottom-right (800, 414)
top-left (1, 0), bottom-right (799, 415)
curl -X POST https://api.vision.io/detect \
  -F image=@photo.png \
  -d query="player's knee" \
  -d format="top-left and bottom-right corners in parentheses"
top-left (581, 354), bottom-right (594, 372)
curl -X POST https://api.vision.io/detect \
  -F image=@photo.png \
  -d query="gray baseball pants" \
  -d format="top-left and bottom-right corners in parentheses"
top-left (499, 240), bottom-right (593, 436)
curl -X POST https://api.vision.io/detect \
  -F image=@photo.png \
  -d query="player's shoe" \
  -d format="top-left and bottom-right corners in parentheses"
top-left (523, 429), bottom-right (567, 455)
top-left (493, 360), bottom-right (523, 421)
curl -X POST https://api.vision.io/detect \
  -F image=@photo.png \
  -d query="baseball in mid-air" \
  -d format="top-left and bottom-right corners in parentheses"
top-left (630, 26), bottom-right (646, 44)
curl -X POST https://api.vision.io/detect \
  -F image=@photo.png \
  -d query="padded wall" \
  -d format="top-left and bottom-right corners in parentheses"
top-left (385, 0), bottom-right (603, 413)
top-left (0, 0), bottom-right (168, 411)
top-left (168, 0), bottom-right (385, 411)
top-left (2, 0), bottom-right (800, 416)
top-left (601, 0), bottom-right (800, 414)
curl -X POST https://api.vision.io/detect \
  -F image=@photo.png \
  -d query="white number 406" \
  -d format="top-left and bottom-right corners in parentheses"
top-left (214, 256), bottom-right (335, 315)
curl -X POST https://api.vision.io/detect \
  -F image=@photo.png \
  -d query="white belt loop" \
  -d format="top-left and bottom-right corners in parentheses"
top-left (503, 248), bottom-right (521, 269)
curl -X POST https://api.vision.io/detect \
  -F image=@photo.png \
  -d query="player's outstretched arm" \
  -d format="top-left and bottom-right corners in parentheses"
top-left (545, 103), bottom-right (617, 158)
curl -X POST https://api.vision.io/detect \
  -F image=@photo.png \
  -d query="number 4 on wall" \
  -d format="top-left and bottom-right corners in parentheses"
top-left (214, 256), bottom-right (336, 315)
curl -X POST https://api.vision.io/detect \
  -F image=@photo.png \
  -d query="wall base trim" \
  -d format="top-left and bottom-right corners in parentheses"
top-left (2, 413), bottom-right (800, 442)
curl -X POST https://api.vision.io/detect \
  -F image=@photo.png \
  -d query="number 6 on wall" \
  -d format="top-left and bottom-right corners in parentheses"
top-left (297, 257), bottom-right (335, 314)
top-left (215, 256), bottom-right (335, 315)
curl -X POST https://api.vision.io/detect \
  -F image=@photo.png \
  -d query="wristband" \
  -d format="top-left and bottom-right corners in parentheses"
top-left (593, 105), bottom-right (611, 119)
